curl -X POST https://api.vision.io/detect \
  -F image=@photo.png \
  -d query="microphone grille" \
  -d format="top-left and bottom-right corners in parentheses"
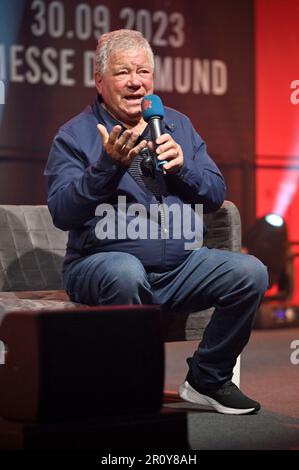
top-left (141, 94), bottom-right (164, 122)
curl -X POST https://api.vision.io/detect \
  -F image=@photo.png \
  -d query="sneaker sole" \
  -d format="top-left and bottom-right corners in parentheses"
top-left (178, 381), bottom-right (257, 415)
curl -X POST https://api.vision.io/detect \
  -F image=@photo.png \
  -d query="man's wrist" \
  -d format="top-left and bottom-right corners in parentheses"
top-left (95, 150), bottom-right (122, 173)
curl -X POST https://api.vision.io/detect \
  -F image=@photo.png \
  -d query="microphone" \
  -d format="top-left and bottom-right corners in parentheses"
top-left (141, 94), bottom-right (167, 172)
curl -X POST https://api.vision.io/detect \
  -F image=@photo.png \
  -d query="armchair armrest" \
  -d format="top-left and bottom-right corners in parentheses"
top-left (203, 200), bottom-right (241, 252)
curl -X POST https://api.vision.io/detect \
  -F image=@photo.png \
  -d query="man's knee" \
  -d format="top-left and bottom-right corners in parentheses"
top-left (101, 253), bottom-right (149, 290)
top-left (65, 252), bottom-right (152, 305)
top-left (95, 253), bottom-right (152, 304)
top-left (234, 254), bottom-right (269, 294)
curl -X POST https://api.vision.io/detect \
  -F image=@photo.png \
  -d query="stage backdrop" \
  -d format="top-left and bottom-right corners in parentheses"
top-left (0, 0), bottom-right (255, 226)
top-left (255, 0), bottom-right (299, 304)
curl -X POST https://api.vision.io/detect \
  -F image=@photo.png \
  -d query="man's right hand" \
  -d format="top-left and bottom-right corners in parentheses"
top-left (97, 124), bottom-right (148, 167)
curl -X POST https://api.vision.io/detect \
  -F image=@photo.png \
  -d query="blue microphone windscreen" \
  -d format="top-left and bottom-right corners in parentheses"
top-left (141, 94), bottom-right (164, 122)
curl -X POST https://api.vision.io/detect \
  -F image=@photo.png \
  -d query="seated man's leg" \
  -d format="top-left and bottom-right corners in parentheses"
top-left (150, 247), bottom-right (268, 414)
top-left (63, 252), bottom-right (153, 305)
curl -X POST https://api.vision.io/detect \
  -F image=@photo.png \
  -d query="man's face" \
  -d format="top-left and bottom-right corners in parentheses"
top-left (95, 48), bottom-right (154, 126)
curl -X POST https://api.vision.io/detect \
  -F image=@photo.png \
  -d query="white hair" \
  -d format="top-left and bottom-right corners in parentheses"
top-left (95, 29), bottom-right (154, 75)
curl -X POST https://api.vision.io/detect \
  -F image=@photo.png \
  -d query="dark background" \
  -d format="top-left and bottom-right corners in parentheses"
top-left (0, 0), bottom-right (255, 228)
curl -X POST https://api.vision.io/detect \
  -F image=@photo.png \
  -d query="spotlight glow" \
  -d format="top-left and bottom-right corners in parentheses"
top-left (265, 214), bottom-right (284, 227)
top-left (272, 172), bottom-right (299, 218)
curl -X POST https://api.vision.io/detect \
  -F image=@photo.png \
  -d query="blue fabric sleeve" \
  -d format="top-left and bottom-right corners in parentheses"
top-left (45, 129), bottom-right (126, 230)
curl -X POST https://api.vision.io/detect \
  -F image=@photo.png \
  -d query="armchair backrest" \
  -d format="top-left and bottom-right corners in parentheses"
top-left (0, 205), bottom-right (67, 291)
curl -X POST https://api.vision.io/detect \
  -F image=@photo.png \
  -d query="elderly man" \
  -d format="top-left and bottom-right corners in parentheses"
top-left (45, 29), bottom-right (268, 414)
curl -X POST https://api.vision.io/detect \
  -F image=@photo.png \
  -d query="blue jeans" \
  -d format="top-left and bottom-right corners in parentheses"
top-left (63, 248), bottom-right (268, 388)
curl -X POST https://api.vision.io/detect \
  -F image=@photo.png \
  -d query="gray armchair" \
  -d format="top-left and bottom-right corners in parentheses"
top-left (0, 201), bottom-right (241, 342)
top-left (0, 202), bottom-right (242, 419)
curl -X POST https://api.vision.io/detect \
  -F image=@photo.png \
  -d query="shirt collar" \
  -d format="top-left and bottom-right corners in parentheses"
top-left (92, 94), bottom-right (124, 132)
